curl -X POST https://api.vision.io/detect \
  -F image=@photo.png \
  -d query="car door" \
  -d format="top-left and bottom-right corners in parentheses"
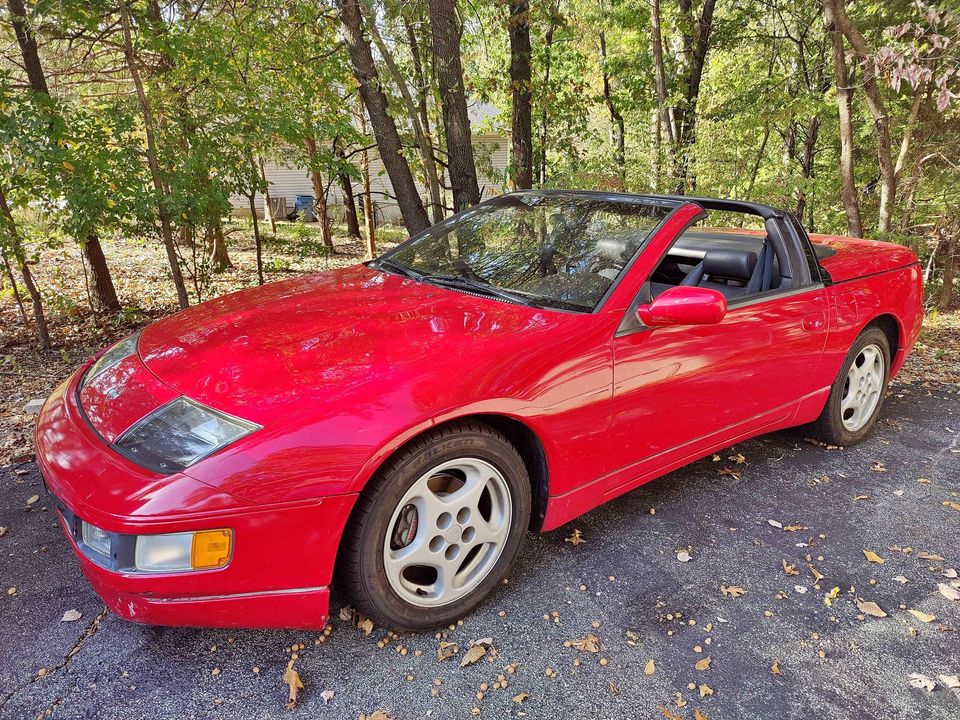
top-left (602, 229), bottom-right (829, 496)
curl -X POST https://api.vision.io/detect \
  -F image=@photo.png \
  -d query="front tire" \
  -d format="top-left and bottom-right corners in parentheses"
top-left (338, 420), bottom-right (531, 631)
top-left (811, 325), bottom-right (890, 446)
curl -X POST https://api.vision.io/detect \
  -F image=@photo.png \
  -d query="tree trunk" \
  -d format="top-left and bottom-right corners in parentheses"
top-left (336, 0), bottom-right (430, 235)
top-left (304, 138), bottom-right (334, 249)
top-left (508, 0), bottom-right (533, 189)
top-left (402, 12), bottom-right (444, 220)
top-left (823, 0), bottom-right (863, 237)
top-left (744, 122), bottom-right (770, 201)
top-left (120, 2), bottom-right (189, 308)
top-left (795, 116), bottom-right (820, 221)
top-left (368, 20), bottom-right (444, 224)
top-left (941, 231), bottom-right (955, 310)
top-left (651, 0), bottom-right (674, 189)
top-left (1, 245), bottom-right (28, 324)
top-left (537, 1), bottom-right (560, 186)
top-left (209, 221), bottom-right (233, 272)
top-left (359, 113), bottom-right (377, 258)
top-left (428, 0), bottom-right (481, 211)
top-left (672, 0), bottom-right (717, 193)
top-left (0, 186), bottom-right (50, 349)
top-left (335, 141), bottom-right (362, 240)
top-left (82, 236), bottom-right (121, 311)
top-left (7, 0), bottom-right (49, 94)
top-left (598, 29), bottom-right (625, 189)
top-left (895, 78), bottom-right (928, 181)
top-left (827, 0), bottom-right (895, 233)
top-left (258, 157), bottom-right (277, 234)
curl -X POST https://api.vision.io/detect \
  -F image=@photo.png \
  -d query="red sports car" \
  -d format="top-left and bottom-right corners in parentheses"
top-left (36, 191), bottom-right (923, 631)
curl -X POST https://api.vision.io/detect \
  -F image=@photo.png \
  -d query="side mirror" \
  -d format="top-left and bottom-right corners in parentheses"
top-left (636, 286), bottom-right (727, 327)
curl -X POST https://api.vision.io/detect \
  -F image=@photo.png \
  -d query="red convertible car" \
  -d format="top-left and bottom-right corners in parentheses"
top-left (36, 191), bottom-right (923, 631)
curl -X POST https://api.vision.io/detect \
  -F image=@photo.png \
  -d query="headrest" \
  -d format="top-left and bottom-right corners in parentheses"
top-left (703, 248), bottom-right (758, 281)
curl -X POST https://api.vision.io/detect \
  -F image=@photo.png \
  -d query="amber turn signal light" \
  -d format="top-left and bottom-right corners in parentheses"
top-left (191, 529), bottom-right (232, 569)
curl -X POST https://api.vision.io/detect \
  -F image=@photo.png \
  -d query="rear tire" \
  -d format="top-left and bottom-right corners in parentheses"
top-left (811, 325), bottom-right (890, 446)
top-left (337, 420), bottom-right (531, 631)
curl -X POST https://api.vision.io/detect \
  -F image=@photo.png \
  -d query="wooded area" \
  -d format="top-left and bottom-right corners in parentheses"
top-left (1, 0), bottom-right (958, 352)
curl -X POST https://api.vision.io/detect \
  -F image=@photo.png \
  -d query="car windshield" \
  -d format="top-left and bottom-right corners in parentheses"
top-left (379, 192), bottom-right (675, 311)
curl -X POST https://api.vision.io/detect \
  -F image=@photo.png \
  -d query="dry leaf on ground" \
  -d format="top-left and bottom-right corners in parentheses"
top-left (809, 564), bottom-right (825, 582)
top-left (436, 641), bottom-right (459, 662)
top-left (320, 690), bottom-right (334, 705)
top-left (60, 609), bottom-right (81, 622)
top-left (460, 644), bottom-right (486, 668)
top-left (767, 519), bottom-right (783, 529)
top-left (856, 598), bottom-right (888, 617)
top-left (512, 692), bottom-right (529, 703)
top-left (863, 549), bottom-right (885, 564)
top-left (568, 633), bottom-right (601, 653)
top-left (908, 609), bottom-right (936, 623)
top-left (565, 529), bottom-right (586, 545)
top-left (695, 656), bottom-right (712, 671)
top-left (938, 675), bottom-right (960, 689)
top-left (937, 583), bottom-right (960, 601)
top-left (698, 684), bottom-right (713, 697)
top-left (284, 659), bottom-right (304, 710)
top-left (720, 584), bottom-right (746, 598)
top-left (659, 706), bottom-right (682, 720)
top-left (694, 710), bottom-right (711, 720)
top-left (771, 659), bottom-right (782, 675)
top-left (26, 495), bottom-right (39, 506)
top-left (908, 673), bottom-right (935, 692)
top-left (677, 550), bottom-right (692, 562)
top-left (943, 500), bottom-right (960, 512)
top-left (782, 560), bottom-right (799, 576)
top-left (917, 551), bottom-right (945, 561)
top-left (644, 659), bottom-right (656, 675)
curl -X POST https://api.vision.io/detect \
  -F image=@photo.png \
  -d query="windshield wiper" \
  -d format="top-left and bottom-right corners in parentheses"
top-left (371, 257), bottom-right (425, 282)
top-left (423, 274), bottom-right (541, 308)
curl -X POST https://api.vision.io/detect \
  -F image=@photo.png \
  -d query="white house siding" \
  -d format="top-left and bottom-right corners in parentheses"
top-left (231, 134), bottom-right (510, 225)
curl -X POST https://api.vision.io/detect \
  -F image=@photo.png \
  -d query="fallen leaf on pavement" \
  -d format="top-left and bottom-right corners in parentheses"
top-left (320, 690), bottom-right (334, 705)
top-left (782, 560), bottom-right (799, 576)
top-left (358, 617), bottom-right (374, 636)
top-left (939, 675), bottom-right (959, 689)
top-left (565, 529), bottom-right (586, 545)
top-left (870, 462), bottom-right (887, 472)
top-left (856, 598), bottom-right (888, 617)
top-left (26, 495), bottom-right (39, 506)
top-left (436, 641), bottom-right (459, 662)
top-left (694, 710), bottom-right (710, 720)
top-left (698, 684), bottom-right (713, 697)
top-left (338, 606), bottom-right (353, 621)
top-left (284, 659), bottom-right (304, 710)
top-left (944, 569), bottom-right (958, 579)
top-left (359, 713), bottom-right (393, 720)
top-left (676, 550), bottom-right (692, 563)
top-left (729, 453), bottom-right (746, 464)
top-left (893, 575), bottom-right (909, 584)
top-left (908, 673), bottom-right (935, 692)
top-left (943, 500), bottom-right (960, 513)
top-left (720, 584), bottom-right (746, 598)
top-left (512, 692), bottom-right (529, 703)
top-left (782, 524), bottom-right (805, 532)
top-left (644, 659), bottom-right (656, 675)
top-left (938, 583), bottom-right (960, 601)
top-left (659, 706), bottom-right (682, 720)
top-left (695, 656), bottom-right (712, 671)
top-left (809, 565), bottom-right (825, 582)
top-left (60, 609), bottom-right (81, 622)
top-left (0, 527), bottom-right (8, 538)
top-left (767, 519), bottom-right (783, 529)
top-left (917, 551), bottom-right (944, 561)
top-left (460, 644), bottom-right (486, 667)
top-left (824, 587), bottom-right (840, 606)
top-left (794, 585), bottom-right (808, 594)
top-left (771, 659), bottom-right (782, 675)
top-left (568, 633), bottom-right (601, 653)
top-left (863, 549), bottom-right (885, 564)
top-left (718, 467), bottom-right (741, 479)
top-left (908, 609), bottom-right (936, 623)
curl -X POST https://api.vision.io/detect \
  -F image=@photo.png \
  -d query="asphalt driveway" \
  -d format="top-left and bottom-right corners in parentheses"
top-left (1, 382), bottom-right (958, 720)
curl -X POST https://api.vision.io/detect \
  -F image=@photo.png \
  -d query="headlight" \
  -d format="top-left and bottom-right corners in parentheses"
top-left (114, 397), bottom-right (259, 473)
top-left (134, 529), bottom-right (233, 572)
top-left (81, 332), bottom-right (141, 389)
top-left (81, 520), bottom-right (111, 558)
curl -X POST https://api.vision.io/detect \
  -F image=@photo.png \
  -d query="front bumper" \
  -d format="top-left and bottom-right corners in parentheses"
top-left (36, 364), bottom-right (356, 631)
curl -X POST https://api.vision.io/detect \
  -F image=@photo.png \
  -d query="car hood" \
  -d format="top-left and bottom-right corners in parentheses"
top-left (138, 264), bottom-right (562, 427)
